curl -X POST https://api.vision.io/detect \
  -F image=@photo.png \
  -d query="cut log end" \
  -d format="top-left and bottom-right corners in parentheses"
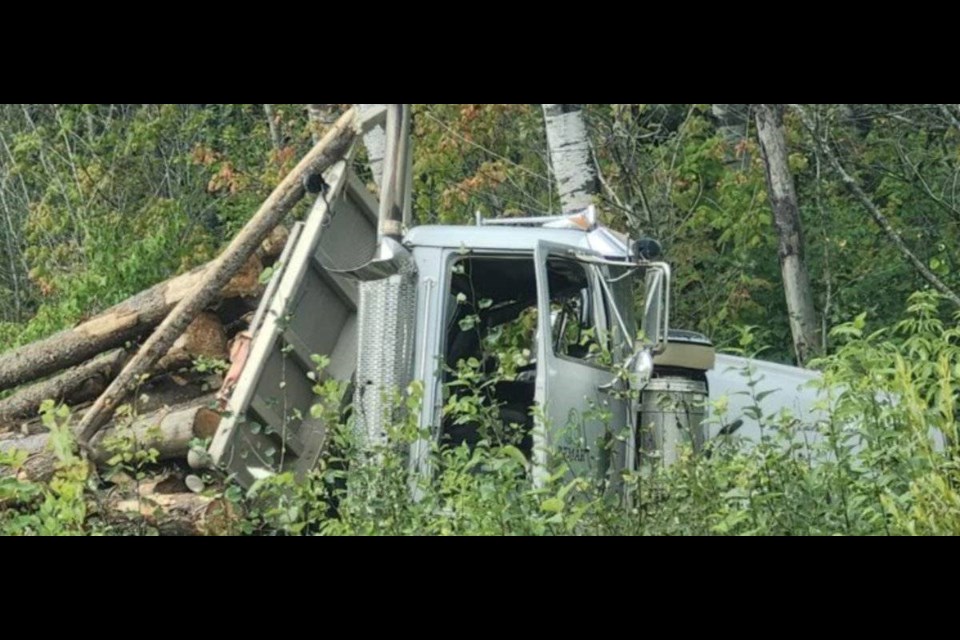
top-left (157, 311), bottom-right (228, 372)
top-left (1, 395), bottom-right (223, 483)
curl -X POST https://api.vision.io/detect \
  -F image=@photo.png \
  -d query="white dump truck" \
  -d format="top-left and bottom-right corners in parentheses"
top-left (207, 145), bottom-right (826, 490)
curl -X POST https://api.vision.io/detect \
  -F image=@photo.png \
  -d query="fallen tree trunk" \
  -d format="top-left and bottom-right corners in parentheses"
top-left (87, 397), bottom-right (221, 464)
top-left (108, 492), bottom-right (238, 536)
top-left (0, 349), bottom-right (127, 431)
top-left (0, 255), bottom-right (263, 393)
top-left (0, 313), bottom-right (229, 433)
top-left (8, 370), bottom-right (222, 438)
top-left (77, 107), bottom-right (359, 445)
top-left (104, 478), bottom-right (240, 536)
top-left (0, 396), bottom-right (220, 482)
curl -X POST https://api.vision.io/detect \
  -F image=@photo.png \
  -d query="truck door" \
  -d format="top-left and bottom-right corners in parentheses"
top-left (533, 242), bottom-right (630, 489)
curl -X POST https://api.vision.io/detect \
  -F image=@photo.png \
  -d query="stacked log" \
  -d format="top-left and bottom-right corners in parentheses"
top-left (0, 396), bottom-right (220, 476)
top-left (105, 485), bottom-right (240, 537)
top-left (0, 238), bottom-right (281, 534)
top-left (0, 106), bottom-right (363, 536)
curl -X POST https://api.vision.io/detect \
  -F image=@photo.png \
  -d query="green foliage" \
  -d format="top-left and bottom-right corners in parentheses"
top-left (412, 104), bottom-right (552, 224)
top-left (2, 291), bottom-right (960, 535)
top-left (5, 103), bottom-right (959, 364)
top-left (231, 290), bottom-right (960, 536)
top-left (5, 104), bottom-right (960, 535)
top-left (0, 104), bottom-right (316, 351)
top-left (0, 400), bottom-right (92, 536)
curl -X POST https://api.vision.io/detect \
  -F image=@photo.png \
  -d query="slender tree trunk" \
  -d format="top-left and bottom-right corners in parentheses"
top-left (263, 104), bottom-right (282, 150)
top-left (0, 179), bottom-right (24, 322)
top-left (755, 104), bottom-right (820, 365)
top-left (542, 104), bottom-right (598, 213)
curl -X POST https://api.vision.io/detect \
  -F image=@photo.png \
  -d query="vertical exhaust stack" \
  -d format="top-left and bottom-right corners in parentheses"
top-left (349, 104), bottom-right (419, 449)
top-left (377, 104), bottom-right (413, 243)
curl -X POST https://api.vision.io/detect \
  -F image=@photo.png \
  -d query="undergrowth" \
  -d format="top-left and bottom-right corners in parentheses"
top-left (3, 291), bottom-right (960, 536)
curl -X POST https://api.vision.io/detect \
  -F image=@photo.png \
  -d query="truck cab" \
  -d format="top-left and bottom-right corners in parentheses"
top-left (401, 222), bottom-right (674, 486)
top-left (208, 161), bottom-right (716, 491)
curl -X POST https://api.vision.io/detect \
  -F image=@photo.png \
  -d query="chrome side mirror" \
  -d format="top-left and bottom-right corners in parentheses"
top-left (641, 262), bottom-right (671, 355)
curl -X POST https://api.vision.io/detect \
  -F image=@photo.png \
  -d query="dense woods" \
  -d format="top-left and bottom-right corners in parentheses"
top-left (3, 104), bottom-right (960, 536)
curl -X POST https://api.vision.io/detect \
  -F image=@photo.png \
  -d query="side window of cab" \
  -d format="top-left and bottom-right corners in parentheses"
top-left (546, 258), bottom-right (609, 366)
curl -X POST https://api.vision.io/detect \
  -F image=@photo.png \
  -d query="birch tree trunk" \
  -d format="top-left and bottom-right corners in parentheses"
top-left (754, 104), bottom-right (820, 365)
top-left (263, 104), bottom-right (282, 150)
top-left (542, 104), bottom-right (598, 213)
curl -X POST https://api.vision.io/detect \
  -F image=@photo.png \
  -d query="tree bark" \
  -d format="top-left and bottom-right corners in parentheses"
top-left (0, 396), bottom-right (220, 466)
top-left (104, 479), bottom-right (240, 536)
top-left (259, 225), bottom-right (290, 264)
top-left (263, 104), bottom-right (282, 150)
top-left (0, 349), bottom-right (127, 430)
top-left (0, 254), bottom-right (264, 393)
top-left (75, 107), bottom-right (359, 445)
top-left (542, 104), bottom-right (599, 213)
top-left (10, 371), bottom-right (222, 438)
top-left (755, 104), bottom-right (820, 365)
top-left (0, 312), bottom-right (227, 432)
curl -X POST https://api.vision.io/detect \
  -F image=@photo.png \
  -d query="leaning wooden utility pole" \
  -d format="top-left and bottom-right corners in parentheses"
top-left (76, 107), bottom-right (361, 445)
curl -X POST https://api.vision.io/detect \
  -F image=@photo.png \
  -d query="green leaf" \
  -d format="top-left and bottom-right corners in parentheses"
top-left (499, 445), bottom-right (527, 466)
top-left (754, 389), bottom-right (781, 403)
top-left (541, 498), bottom-right (564, 514)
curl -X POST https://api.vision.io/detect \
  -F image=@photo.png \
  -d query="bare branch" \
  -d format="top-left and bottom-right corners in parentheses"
top-left (791, 104), bottom-right (960, 308)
